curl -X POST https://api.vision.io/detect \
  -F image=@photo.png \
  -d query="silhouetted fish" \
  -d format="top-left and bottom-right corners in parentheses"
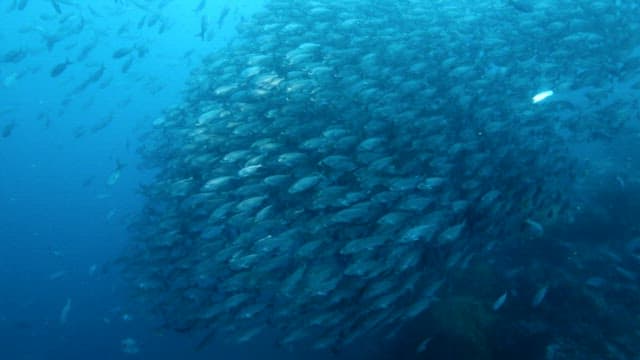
top-left (50, 59), bottom-right (71, 77)
top-left (2, 122), bottom-right (15, 138)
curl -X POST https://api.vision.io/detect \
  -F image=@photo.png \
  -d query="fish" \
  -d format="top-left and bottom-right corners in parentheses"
top-left (73, 64), bottom-right (105, 93)
top-left (88, 264), bottom-right (98, 276)
top-left (107, 160), bottom-right (125, 186)
top-left (193, 0), bottom-right (206, 12)
top-left (118, 0), bottom-right (639, 352)
top-left (5, 0), bottom-right (17, 12)
top-left (217, 5), bottom-right (229, 28)
top-left (493, 291), bottom-right (508, 311)
top-left (76, 40), bottom-right (97, 62)
top-left (59, 298), bottom-right (71, 324)
top-left (49, 270), bottom-right (66, 280)
top-left (196, 15), bottom-right (208, 40)
top-left (121, 338), bottom-right (139, 354)
top-left (1, 49), bottom-right (27, 63)
top-left (2, 122), bottom-right (15, 138)
top-left (121, 56), bottom-right (134, 73)
top-left (416, 337), bottom-right (432, 353)
top-left (524, 218), bottom-right (544, 237)
top-left (106, 208), bottom-right (117, 222)
top-left (112, 47), bottom-right (134, 59)
top-left (90, 114), bottom-right (113, 133)
top-left (50, 59), bottom-right (71, 77)
top-left (508, 0), bottom-right (534, 13)
top-left (532, 90), bottom-right (554, 104)
top-left (531, 285), bottom-right (548, 307)
top-left (50, 0), bottom-right (61, 14)
top-left (195, 329), bottom-right (216, 352)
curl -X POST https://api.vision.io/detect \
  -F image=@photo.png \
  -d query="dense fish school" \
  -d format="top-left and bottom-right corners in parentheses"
top-left (123, 0), bottom-right (640, 356)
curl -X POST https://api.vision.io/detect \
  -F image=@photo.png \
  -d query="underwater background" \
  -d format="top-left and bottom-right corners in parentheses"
top-left (1, 1), bottom-right (639, 359)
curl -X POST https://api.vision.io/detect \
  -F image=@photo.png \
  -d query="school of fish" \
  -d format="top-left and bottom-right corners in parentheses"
top-left (120, 0), bottom-right (640, 355)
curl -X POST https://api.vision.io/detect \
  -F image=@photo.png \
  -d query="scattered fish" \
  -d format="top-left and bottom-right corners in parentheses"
top-left (508, 0), bottom-right (534, 13)
top-left (107, 160), bottom-right (125, 186)
top-left (88, 264), bottom-right (98, 276)
top-left (76, 64), bottom-right (105, 91)
top-left (48, 270), bottom-right (66, 280)
top-left (197, 15), bottom-right (208, 40)
top-left (531, 285), bottom-right (549, 308)
top-left (50, 59), bottom-right (72, 77)
top-left (193, 0), bottom-right (206, 13)
top-left (217, 5), bottom-right (229, 28)
top-left (532, 90), bottom-right (554, 104)
top-left (524, 218), bottom-right (544, 237)
top-left (112, 47), bottom-right (134, 59)
top-left (1, 49), bottom-right (27, 63)
top-left (17, 0), bottom-right (28, 11)
top-left (50, 0), bottom-right (61, 14)
top-left (59, 298), bottom-right (71, 324)
top-left (121, 338), bottom-right (139, 354)
top-left (2, 122), bottom-right (15, 138)
top-left (493, 291), bottom-right (508, 311)
top-left (416, 337), bottom-right (432, 353)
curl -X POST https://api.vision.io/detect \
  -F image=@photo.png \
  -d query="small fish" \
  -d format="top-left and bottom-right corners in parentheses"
top-left (107, 160), bottom-right (126, 186)
top-left (50, 59), bottom-right (71, 77)
top-left (3, 72), bottom-right (19, 88)
top-left (615, 266), bottom-right (637, 282)
top-left (416, 337), bottom-right (432, 353)
top-left (88, 264), bottom-right (98, 276)
top-left (197, 15), bottom-right (208, 40)
top-left (49, 270), bottom-right (66, 280)
top-left (137, 15), bottom-right (146, 29)
top-left (50, 0), bottom-right (61, 14)
top-left (73, 64), bottom-right (105, 93)
top-left (59, 298), bottom-right (71, 324)
top-left (585, 277), bottom-right (606, 288)
top-left (1, 49), bottom-right (27, 63)
top-left (532, 90), bottom-right (554, 104)
top-left (82, 176), bottom-right (95, 187)
top-left (17, 0), bottom-right (28, 11)
top-left (76, 40), bottom-right (97, 62)
top-left (121, 56), bottom-right (134, 73)
top-left (493, 291), bottom-right (508, 311)
top-left (531, 285), bottom-right (548, 307)
top-left (106, 208), bottom-right (116, 222)
top-left (508, 0), bottom-right (534, 13)
top-left (196, 328), bottom-right (216, 351)
top-left (524, 218), bottom-right (544, 237)
top-left (218, 6), bottom-right (230, 28)
top-left (121, 337), bottom-right (140, 354)
top-left (91, 114), bottom-right (113, 133)
top-left (5, 0), bottom-right (17, 12)
top-left (193, 0), bottom-right (206, 12)
top-left (2, 122), bottom-right (15, 138)
top-left (112, 47), bottom-right (133, 59)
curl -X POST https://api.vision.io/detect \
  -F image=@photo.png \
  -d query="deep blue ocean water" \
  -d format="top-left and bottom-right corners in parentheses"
top-left (1, 1), bottom-right (639, 359)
